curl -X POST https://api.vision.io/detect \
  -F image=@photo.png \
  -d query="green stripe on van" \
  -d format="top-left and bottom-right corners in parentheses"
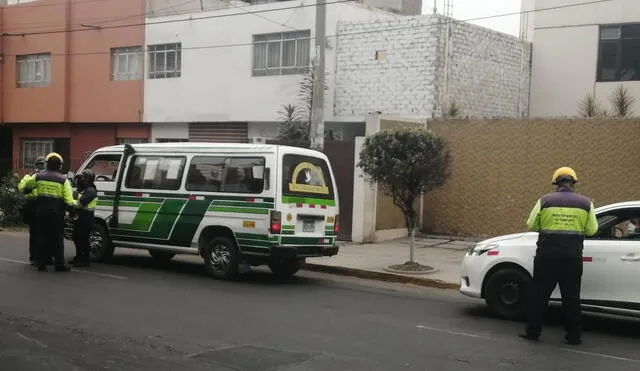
top-left (281, 196), bottom-right (335, 206)
top-left (208, 206), bottom-right (269, 215)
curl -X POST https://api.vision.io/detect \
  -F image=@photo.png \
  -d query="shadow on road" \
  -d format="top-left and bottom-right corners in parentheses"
top-left (461, 304), bottom-right (640, 340)
top-left (103, 253), bottom-right (321, 287)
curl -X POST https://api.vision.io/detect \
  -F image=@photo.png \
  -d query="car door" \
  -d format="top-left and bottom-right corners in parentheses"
top-left (579, 207), bottom-right (640, 308)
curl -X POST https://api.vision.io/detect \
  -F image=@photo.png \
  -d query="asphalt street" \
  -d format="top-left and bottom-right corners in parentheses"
top-left (0, 231), bottom-right (639, 371)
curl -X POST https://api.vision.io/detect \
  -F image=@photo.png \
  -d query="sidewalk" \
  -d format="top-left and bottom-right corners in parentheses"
top-left (305, 236), bottom-right (480, 289)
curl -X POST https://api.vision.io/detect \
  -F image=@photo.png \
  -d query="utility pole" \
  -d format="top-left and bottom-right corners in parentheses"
top-left (310, 0), bottom-right (326, 151)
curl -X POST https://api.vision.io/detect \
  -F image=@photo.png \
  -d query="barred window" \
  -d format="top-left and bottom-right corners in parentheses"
top-left (22, 139), bottom-right (53, 169)
top-left (148, 43), bottom-right (182, 79)
top-left (111, 46), bottom-right (143, 81)
top-left (252, 30), bottom-right (311, 76)
top-left (17, 53), bottom-right (51, 88)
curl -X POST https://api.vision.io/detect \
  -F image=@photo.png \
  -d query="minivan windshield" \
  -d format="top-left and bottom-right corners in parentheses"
top-left (281, 154), bottom-right (334, 201)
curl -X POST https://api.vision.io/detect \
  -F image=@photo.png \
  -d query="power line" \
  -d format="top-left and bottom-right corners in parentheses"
top-left (1, 0), bottom-right (354, 36)
top-left (0, 0), bottom-right (611, 55)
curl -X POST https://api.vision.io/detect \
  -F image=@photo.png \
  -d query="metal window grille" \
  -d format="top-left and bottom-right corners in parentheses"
top-left (111, 46), bottom-right (143, 81)
top-left (16, 53), bottom-right (52, 88)
top-left (148, 43), bottom-right (182, 79)
top-left (22, 140), bottom-right (53, 170)
top-left (252, 30), bottom-right (311, 76)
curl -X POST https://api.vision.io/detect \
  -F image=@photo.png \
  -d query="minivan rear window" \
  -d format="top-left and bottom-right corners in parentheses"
top-left (281, 154), bottom-right (334, 201)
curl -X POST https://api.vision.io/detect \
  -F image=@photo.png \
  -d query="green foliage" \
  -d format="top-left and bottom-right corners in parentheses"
top-left (609, 84), bottom-right (635, 118)
top-left (577, 92), bottom-right (603, 118)
top-left (277, 59), bottom-right (334, 145)
top-left (0, 173), bottom-right (26, 227)
top-left (358, 126), bottom-right (451, 232)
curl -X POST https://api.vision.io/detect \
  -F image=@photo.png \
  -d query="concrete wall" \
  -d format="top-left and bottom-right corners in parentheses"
top-left (420, 118), bottom-right (640, 238)
top-left (143, 1), bottom-right (396, 123)
top-left (150, 122), bottom-right (189, 141)
top-left (528, 0), bottom-right (640, 118)
top-left (334, 14), bottom-right (531, 120)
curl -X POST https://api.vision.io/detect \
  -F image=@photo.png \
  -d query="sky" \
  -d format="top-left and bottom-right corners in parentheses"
top-left (422, 0), bottom-right (522, 36)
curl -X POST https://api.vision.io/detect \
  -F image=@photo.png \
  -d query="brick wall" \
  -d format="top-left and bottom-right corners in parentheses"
top-left (420, 118), bottom-right (640, 238)
top-left (334, 15), bottom-right (531, 119)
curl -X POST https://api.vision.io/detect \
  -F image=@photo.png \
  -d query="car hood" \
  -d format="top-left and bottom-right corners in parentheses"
top-left (477, 232), bottom-right (537, 246)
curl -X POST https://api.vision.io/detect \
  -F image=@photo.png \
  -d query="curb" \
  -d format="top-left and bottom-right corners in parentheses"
top-left (302, 263), bottom-right (460, 290)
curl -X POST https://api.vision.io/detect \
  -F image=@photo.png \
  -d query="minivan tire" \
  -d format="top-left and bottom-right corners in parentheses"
top-left (90, 223), bottom-right (114, 262)
top-left (268, 258), bottom-right (301, 278)
top-left (203, 236), bottom-right (239, 280)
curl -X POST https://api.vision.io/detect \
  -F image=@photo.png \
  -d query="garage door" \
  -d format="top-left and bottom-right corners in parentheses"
top-left (188, 122), bottom-right (248, 143)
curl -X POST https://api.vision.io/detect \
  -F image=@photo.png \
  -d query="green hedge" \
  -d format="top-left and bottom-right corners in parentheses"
top-left (0, 173), bottom-right (25, 227)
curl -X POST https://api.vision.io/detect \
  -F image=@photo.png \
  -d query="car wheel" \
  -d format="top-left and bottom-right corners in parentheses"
top-left (90, 223), bottom-right (114, 262)
top-left (484, 267), bottom-right (531, 320)
top-left (268, 258), bottom-right (302, 278)
top-left (203, 236), bottom-right (239, 280)
top-left (148, 250), bottom-right (176, 263)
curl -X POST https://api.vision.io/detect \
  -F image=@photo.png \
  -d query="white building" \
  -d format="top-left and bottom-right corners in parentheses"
top-left (334, 14), bottom-right (532, 120)
top-left (144, 0), bottom-right (398, 143)
top-left (524, 0), bottom-right (640, 118)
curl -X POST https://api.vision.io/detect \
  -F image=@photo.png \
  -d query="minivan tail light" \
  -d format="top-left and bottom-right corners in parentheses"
top-left (334, 215), bottom-right (339, 235)
top-left (270, 210), bottom-right (282, 234)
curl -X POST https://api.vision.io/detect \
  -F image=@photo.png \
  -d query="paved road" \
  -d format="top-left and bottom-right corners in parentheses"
top-left (0, 231), bottom-right (639, 370)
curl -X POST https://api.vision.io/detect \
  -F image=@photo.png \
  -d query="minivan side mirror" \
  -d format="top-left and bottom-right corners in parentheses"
top-left (251, 165), bottom-right (265, 179)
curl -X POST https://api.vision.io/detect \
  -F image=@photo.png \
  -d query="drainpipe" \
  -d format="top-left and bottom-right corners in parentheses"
top-left (0, 3), bottom-right (5, 125)
top-left (64, 0), bottom-right (71, 123)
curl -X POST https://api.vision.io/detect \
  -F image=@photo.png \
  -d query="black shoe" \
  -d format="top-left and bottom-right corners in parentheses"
top-left (37, 265), bottom-right (47, 271)
top-left (564, 334), bottom-right (581, 345)
top-left (518, 333), bottom-right (539, 342)
top-left (54, 265), bottom-right (71, 272)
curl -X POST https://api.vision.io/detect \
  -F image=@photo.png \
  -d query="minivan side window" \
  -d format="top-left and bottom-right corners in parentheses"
top-left (125, 155), bottom-right (186, 190)
top-left (186, 156), bottom-right (265, 194)
top-left (83, 154), bottom-right (122, 182)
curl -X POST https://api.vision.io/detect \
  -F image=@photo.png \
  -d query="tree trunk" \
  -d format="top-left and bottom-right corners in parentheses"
top-left (409, 226), bottom-right (416, 263)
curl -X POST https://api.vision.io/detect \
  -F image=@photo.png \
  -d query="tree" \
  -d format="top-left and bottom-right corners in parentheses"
top-left (276, 59), bottom-right (335, 144)
top-left (358, 126), bottom-right (451, 268)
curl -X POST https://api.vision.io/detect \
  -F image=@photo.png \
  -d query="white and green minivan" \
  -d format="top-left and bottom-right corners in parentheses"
top-left (64, 143), bottom-right (340, 279)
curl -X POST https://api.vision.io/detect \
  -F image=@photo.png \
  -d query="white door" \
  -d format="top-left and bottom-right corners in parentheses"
top-left (578, 207), bottom-right (640, 306)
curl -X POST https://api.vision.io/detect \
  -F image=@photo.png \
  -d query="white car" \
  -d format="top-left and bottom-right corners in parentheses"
top-left (460, 201), bottom-right (640, 320)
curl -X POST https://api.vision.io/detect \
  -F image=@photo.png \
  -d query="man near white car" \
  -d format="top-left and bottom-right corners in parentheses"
top-left (519, 167), bottom-right (598, 345)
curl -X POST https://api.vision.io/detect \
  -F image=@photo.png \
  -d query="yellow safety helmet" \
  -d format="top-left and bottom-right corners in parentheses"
top-left (45, 152), bottom-right (64, 164)
top-left (551, 166), bottom-right (578, 185)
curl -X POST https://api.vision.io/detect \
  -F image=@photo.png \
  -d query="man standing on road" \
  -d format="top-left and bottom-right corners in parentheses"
top-left (17, 156), bottom-right (46, 265)
top-left (23, 153), bottom-right (75, 272)
top-left (519, 167), bottom-right (598, 345)
top-left (69, 169), bottom-right (98, 268)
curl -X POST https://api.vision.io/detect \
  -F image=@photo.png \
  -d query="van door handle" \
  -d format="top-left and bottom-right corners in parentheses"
top-left (620, 256), bottom-right (640, 262)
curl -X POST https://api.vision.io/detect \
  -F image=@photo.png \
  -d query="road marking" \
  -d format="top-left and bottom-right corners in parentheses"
top-left (15, 332), bottom-right (48, 348)
top-left (416, 325), bottom-right (497, 340)
top-left (559, 348), bottom-right (640, 364)
top-left (416, 324), bottom-right (640, 364)
top-left (0, 257), bottom-right (127, 280)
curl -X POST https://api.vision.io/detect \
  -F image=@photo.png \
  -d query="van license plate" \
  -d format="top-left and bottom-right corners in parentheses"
top-left (303, 220), bottom-right (315, 232)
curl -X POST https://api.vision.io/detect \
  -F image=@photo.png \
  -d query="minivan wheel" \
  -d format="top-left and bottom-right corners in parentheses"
top-left (268, 258), bottom-right (302, 278)
top-left (204, 236), bottom-right (239, 280)
top-left (90, 223), bottom-right (114, 262)
top-left (484, 267), bottom-right (531, 321)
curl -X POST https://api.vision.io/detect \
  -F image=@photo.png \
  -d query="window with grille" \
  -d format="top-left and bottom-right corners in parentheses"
top-left (22, 140), bottom-right (53, 169)
top-left (16, 53), bottom-right (51, 88)
top-left (252, 30), bottom-right (311, 76)
top-left (111, 46), bottom-right (143, 81)
top-left (148, 43), bottom-right (182, 79)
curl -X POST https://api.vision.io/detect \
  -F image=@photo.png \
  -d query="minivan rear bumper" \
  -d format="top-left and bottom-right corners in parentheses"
top-left (271, 245), bottom-right (339, 259)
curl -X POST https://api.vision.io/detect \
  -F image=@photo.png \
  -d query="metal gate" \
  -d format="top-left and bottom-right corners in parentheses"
top-left (323, 142), bottom-right (355, 241)
top-left (188, 122), bottom-right (248, 143)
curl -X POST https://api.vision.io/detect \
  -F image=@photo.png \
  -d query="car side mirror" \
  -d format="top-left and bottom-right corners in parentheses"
top-left (251, 165), bottom-right (265, 180)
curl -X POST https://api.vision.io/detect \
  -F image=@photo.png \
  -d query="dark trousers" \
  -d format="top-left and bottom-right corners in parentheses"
top-left (28, 222), bottom-right (37, 261)
top-left (525, 255), bottom-right (583, 340)
top-left (35, 210), bottom-right (65, 268)
top-left (72, 216), bottom-right (94, 263)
